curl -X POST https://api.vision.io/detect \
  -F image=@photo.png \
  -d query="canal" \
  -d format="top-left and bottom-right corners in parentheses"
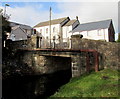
top-left (2, 69), bottom-right (72, 99)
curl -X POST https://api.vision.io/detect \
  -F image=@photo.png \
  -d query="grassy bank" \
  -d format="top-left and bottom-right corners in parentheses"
top-left (50, 69), bottom-right (119, 98)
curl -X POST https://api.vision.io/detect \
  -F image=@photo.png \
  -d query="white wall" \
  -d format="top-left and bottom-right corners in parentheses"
top-left (35, 24), bottom-right (60, 38)
top-left (104, 29), bottom-right (109, 42)
top-left (34, 24), bottom-right (61, 45)
top-left (73, 28), bottom-right (109, 42)
top-left (62, 25), bottom-right (72, 42)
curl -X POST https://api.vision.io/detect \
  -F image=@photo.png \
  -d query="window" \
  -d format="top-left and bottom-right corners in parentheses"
top-left (53, 27), bottom-right (55, 32)
top-left (98, 29), bottom-right (102, 36)
top-left (87, 31), bottom-right (89, 36)
top-left (40, 29), bottom-right (42, 33)
top-left (46, 28), bottom-right (48, 34)
top-left (98, 30), bottom-right (101, 36)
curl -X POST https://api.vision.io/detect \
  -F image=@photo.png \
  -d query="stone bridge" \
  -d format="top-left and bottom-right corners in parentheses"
top-left (18, 49), bottom-right (99, 77)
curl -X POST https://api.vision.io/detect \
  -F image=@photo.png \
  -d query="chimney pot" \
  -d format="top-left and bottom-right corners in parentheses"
top-left (76, 16), bottom-right (78, 20)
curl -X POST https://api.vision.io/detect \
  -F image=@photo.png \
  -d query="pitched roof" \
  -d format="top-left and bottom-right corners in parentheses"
top-left (34, 17), bottom-right (69, 27)
top-left (64, 20), bottom-right (77, 26)
top-left (10, 22), bottom-right (32, 30)
top-left (72, 19), bottom-right (112, 33)
top-left (12, 25), bottom-right (20, 30)
top-left (8, 26), bottom-right (28, 41)
top-left (12, 25), bottom-right (27, 34)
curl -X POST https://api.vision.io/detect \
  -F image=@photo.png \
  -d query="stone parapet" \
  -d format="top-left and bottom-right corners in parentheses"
top-left (71, 37), bottom-right (120, 70)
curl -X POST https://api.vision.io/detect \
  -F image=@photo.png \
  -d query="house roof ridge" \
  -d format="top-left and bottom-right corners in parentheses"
top-left (10, 21), bottom-right (32, 29)
top-left (34, 17), bottom-right (69, 27)
top-left (64, 19), bottom-right (78, 26)
top-left (81, 19), bottom-right (112, 25)
top-left (72, 19), bottom-right (112, 33)
top-left (11, 25), bottom-right (27, 35)
top-left (43, 17), bottom-right (68, 23)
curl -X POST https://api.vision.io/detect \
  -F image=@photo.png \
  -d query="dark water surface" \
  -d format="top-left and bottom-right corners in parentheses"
top-left (2, 69), bottom-right (72, 99)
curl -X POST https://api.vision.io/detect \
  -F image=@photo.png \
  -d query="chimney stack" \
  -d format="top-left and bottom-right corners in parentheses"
top-left (76, 16), bottom-right (78, 20)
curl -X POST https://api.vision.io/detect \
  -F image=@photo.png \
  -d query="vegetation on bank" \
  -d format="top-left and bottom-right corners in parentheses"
top-left (117, 33), bottom-right (120, 42)
top-left (50, 69), bottom-right (119, 98)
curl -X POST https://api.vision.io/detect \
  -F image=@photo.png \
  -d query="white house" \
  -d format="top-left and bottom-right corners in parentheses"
top-left (62, 18), bottom-right (80, 42)
top-left (34, 17), bottom-right (80, 48)
top-left (71, 19), bottom-right (115, 42)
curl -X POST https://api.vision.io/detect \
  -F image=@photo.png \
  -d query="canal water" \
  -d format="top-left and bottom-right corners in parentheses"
top-left (2, 69), bottom-right (72, 99)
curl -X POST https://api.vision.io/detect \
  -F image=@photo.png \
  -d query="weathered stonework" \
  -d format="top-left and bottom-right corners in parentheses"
top-left (27, 35), bottom-right (37, 49)
top-left (71, 37), bottom-right (120, 70)
top-left (4, 34), bottom-right (119, 78)
top-left (20, 51), bottom-right (71, 75)
top-left (71, 55), bottom-right (81, 77)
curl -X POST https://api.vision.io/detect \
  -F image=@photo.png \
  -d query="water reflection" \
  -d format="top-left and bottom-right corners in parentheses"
top-left (3, 69), bottom-right (71, 99)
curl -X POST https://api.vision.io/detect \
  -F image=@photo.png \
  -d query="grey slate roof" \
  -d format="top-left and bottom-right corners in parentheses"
top-left (8, 26), bottom-right (28, 41)
top-left (10, 22), bottom-right (32, 30)
top-left (64, 20), bottom-right (77, 26)
top-left (72, 19), bottom-right (112, 33)
top-left (12, 25), bottom-right (27, 34)
top-left (34, 17), bottom-right (69, 27)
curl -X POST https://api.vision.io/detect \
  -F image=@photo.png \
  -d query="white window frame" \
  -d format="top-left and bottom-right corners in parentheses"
top-left (46, 28), bottom-right (48, 34)
top-left (87, 31), bottom-right (89, 36)
top-left (40, 29), bottom-right (42, 34)
top-left (98, 29), bottom-right (102, 36)
top-left (53, 27), bottom-right (55, 33)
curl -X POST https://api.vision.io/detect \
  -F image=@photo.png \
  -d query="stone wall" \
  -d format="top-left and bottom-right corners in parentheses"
top-left (6, 39), bottom-right (28, 50)
top-left (71, 36), bottom-right (120, 70)
top-left (19, 51), bottom-right (71, 75)
top-left (27, 35), bottom-right (37, 49)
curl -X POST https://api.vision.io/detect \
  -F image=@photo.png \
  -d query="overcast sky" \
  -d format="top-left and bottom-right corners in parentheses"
top-left (0, 1), bottom-right (119, 40)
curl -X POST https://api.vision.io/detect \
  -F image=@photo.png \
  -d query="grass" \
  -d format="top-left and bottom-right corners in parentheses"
top-left (50, 69), bottom-right (119, 98)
